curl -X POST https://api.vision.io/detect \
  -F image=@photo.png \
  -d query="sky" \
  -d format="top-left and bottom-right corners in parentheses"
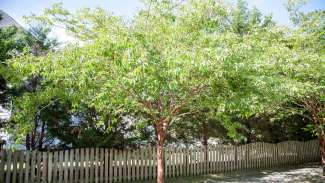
top-left (1, 0), bottom-right (325, 42)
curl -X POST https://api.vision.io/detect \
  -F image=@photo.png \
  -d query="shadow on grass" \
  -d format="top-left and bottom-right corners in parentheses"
top-left (143, 164), bottom-right (325, 183)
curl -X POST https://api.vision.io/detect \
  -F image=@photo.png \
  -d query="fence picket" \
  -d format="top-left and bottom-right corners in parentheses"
top-left (225, 146), bottom-right (229, 172)
top-left (174, 147), bottom-right (177, 177)
top-left (201, 147), bottom-right (205, 175)
top-left (123, 149), bottom-right (127, 182)
top-left (42, 151), bottom-right (47, 183)
top-left (0, 151), bottom-right (7, 182)
top-left (228, 145), bottom-right (231, 172)
top-left (69, 149), bottom-right (74, 183)
top-left (89, 148), bottom-right (94, 183)
top-left (131, 149), bottom-right (134, 182)
top-left (64, 150), bottom-right (69, 183)
top-left (0, 151), bottom-right (5, 183)
top-left (31, 151), bottom-right (37, 183)
top-left (149, 147), bottom-right (152, 180)
top-left (94, 148), bottom-right (99, 183)
top-left (84, 148), bottom-right (89, 183)
top-left (119, 149), bottom-right (123, 182)
top-left (138, 149), bottom-right (142, 181)
top-left (192, 148), bottom-right (196, 176)
top-left (260, 143), bottom-right (263, 169)
top-left (80, 148), bottom-right (85, 183)
top-left (109, 149), bottom-right (113, 183)
top-left (185, 148), bottom-right (188, 175)
top-left (112, 149), bottom-right (117, 182)
top-left (74, 149), bottom-right (79, 183)
top-left (153, 147), bottom-right (157, 180)
top-left (0, 139), bottom-right (321, 183)
top-left (214, 145), bottom-right (220, 173)
top-left (104, 148), bottom-right (109, 183)
top-left (265, 143), bottom-right (269, 168)
top-left (143, 148), bottom-right (147, 180)
top-left (199, 148), bottom-right (202, 175)
top-left (58, 151), bottom-right (63, 183)
top-left (99, 148), bottom-right (104, 183)
top-left (173, 147), bottom-right (176, 177)
top-left (170, 147), bottom-right (174, 177)
top-left (214, 146), bottom-right (218, 173)
top-left (12, 151), bottom-right (18, 183)
top-left (165, 147), bottom-right (169, 178)
top-left (219, 145), bottom-right (223, 173)
top-left (195, 148), bottom-right (199, 175)
top-left (36, 151), bottom-right (41, 183)
top-left (179, 147), bottom-right (182, 176)
top-left (5, 151), bottom-right (11, 183)
top-left (227, 145), bottom-right (231, 172)
top-left (52, 151), bottom-right (58, 183)
top-left (127, 150), bottom-right (131, 182)
top-left (18, 151), bottom-right (24, 183)
top-left (48, 151), bottom-right (52, 183)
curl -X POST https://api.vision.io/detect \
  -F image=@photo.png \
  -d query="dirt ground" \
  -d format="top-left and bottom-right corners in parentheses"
top-left (164, 163), bottom-right (325, 183)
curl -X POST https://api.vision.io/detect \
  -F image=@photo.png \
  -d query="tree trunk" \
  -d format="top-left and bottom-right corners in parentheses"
top-left (31, 113), bottom-right (39, 150)
top-left (319, 134), bottom-right (325, 176)
top-left (38, 120), bottom-right (45, 150)
top-left (25, 134), bottom-right (30, 150)
top-left (157, 139), bottom-right (165, 183)
top-left (156, 121), bottom-right (166, 183)
top-left (31, 130), bottom-right (36, 150)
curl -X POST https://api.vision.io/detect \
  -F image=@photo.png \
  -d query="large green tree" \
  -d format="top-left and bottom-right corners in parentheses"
top-left (4, 0), bottom-right (323, 181)
top-left (0, 14), bottom-right (59, 149)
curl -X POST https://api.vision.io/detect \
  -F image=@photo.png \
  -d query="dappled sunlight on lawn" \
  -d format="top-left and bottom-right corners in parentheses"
top-left (163, 164), bottom-right (325, 183)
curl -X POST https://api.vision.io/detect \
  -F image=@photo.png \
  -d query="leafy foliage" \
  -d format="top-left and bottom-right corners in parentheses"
top-left (3, 0), bottom-right (323, 144)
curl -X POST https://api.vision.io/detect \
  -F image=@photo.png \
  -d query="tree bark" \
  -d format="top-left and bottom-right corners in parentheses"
top-left (319, 134), bottom-right (325, 176)
top-left (157, 139), bottom-right (165, 183)
top-left (25, 134), bottom-right (30, 150)
top-left (38, 120), bottom-right (45, 150)
top-left (31, 130), bottom-right (36, 150)
top-left (156, 121), bottom-right (166, 183)
top-left (31, 112), bottom-right (39, 150)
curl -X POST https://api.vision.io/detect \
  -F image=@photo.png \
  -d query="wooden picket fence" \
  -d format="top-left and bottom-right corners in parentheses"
top-left (0, 140), bottom-right (320, 183)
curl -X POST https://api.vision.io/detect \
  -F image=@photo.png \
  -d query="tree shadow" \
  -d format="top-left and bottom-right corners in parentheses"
top-left (163, 164), bottom-right (325, 183)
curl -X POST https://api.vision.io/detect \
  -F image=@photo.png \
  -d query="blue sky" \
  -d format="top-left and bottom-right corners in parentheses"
top-left (1, 0), bottom-right (324, 26)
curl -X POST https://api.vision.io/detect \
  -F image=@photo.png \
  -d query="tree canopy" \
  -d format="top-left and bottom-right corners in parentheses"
top-left (2, 0), bottom-right (324, 181)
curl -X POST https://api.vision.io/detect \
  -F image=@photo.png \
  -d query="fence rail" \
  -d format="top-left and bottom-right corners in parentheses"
top-left (0, 140), bottom-right (320, 183)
